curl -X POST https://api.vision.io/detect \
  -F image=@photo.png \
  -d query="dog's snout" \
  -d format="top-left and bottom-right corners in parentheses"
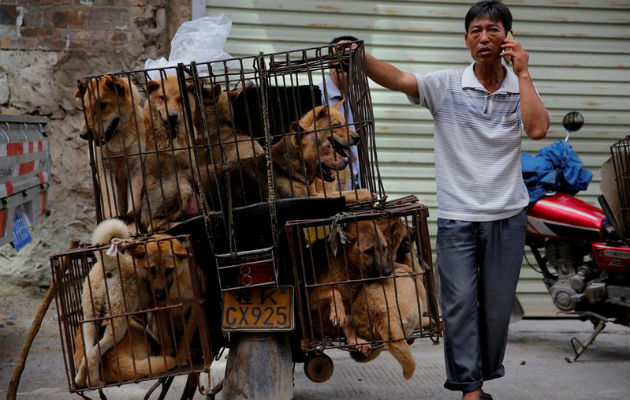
top-left (155, 289), bottom-right (167, 301)
top-left (382, 264), bottom-right (393, 276)
top-left (79, 130), bottom-right (92, 140)
top-left (167, 113), bottom-right (178, 125)
top-left (351, 132), bottom-right (360, 145)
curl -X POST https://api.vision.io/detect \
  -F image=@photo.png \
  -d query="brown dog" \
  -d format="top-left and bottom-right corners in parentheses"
top-left (73, 319), bottom-right (177, 386)
top-left (305, 100), bottom-right (361, 196)
top-left (140, 235), bottom-right (207, 366)
top-left (308, 219), bottom-right (391, 352)
top-left (75, 75), bottom-right (144, 216)
top-left (348, 218), bottom-right (430, 379)
top-left (199, 84), bottom-right (264, 164)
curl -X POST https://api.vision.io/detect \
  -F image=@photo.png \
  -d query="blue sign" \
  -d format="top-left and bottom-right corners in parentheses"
top-left (12, 212), bottom-right (32, 251)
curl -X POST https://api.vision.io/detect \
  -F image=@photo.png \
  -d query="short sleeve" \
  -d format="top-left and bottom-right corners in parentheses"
top-left (406, 71), bottom-right (447, 114)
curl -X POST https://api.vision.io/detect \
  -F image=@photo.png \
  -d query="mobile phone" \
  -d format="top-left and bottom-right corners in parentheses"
top-left (502, 32), bottom-right (514, 65)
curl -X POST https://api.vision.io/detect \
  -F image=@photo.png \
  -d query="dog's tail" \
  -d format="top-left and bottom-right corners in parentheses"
top-left (91, 218), bottom-right (130, 246)
top-left (385, 340), bottom-right (416, 379)
top-left (375, 318), bottom-right (416, 379)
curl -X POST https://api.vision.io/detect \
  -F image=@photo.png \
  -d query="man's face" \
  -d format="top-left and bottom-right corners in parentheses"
top-left (464, 17), bottom-right (507, 64)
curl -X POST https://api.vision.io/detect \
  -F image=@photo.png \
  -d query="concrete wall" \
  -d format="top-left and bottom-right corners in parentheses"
top-left (0, 0), bottom-right (190, 287)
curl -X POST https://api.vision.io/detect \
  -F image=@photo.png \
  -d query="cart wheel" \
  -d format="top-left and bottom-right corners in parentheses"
top-left (304, 353), bottom-right (334, 383)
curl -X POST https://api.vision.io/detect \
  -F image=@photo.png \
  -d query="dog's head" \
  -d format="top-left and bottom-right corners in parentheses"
top-left (299, 101), bottom-right (360, 159)
top-left (343, 220), bottom-right (391, 278)
top-left (75, 75), bottom-right (140, 150)
top-left (130, 235), bottom-right (189, 303)
top-left (200, 83), bottom-right (239, 129)
top-left (379, 217), bottom-right (417, 270)
top-left (145, 76), bottom-right (199, 142)
top-left (287, 123), bottom-right (349, 183)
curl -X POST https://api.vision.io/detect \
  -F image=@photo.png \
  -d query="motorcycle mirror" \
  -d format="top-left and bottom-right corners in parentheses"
top-left (563, 111), bottom-right (584, 132)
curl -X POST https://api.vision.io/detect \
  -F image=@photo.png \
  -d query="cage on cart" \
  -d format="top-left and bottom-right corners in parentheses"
top-left (50, 234), bottom-right (210, 393)
top-left (611, 137), bottom-right (630, 240)
top-left (285, 198), bottom-right (441, 377)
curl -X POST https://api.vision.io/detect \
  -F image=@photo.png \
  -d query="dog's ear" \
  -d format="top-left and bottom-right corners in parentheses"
top-left (201, 84), bottom-right (222, 105)
top-left (316, 105), bottom-right (329, 119)
top-left (186, 82), bottom-right (196, 94)
top-left (131, 244), bottom-right (147, 259)
top-left (172, 239), bottom-right (189, 260)
top-left (103, 75), bottom-right (127, 97)
top-left (332, 98), bottom-right (345, 110)
top-left (74, 89), bottom-right (82, 98)
top-left (146, 80), bottom-right (161, 95)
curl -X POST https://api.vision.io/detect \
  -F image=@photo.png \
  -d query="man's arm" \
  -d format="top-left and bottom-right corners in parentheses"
top-left (502, 38), bottom-right (549, 140)
top-left (364, 53), bottom-right (419, 98)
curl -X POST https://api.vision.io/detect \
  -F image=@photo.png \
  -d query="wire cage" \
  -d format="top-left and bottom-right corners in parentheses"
top-left (50, 234), bottom-right (211, 393)
top-left (285, 198), bottom-right (441, 361)
top-left (611, 137), bottom-right (630, 239)
top-left (75, 41), bottom-right (383, 294)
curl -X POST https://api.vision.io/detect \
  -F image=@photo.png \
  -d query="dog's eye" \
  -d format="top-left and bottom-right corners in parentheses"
top-left (165, 268), bottom-right (174, 276)
top-left (149, 266), bottom-right (157, 275)
top-left (175, 95), bottom-right (182, 102)
top-left (159, 95), bottom-right (166, 101)
top-left (364, 246), bottom-right (375, 256)
top-left (99, 102), bottom-right (108, 111)
top-left (332, 123), bottom-right (343, 129)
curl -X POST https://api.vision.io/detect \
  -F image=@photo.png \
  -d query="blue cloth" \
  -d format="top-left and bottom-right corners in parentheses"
top-left (521, 140), bottom-right (592, 204)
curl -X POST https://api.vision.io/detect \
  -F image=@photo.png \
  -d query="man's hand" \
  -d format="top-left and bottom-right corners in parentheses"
top-left (500, 37), bottom-right (529, 77)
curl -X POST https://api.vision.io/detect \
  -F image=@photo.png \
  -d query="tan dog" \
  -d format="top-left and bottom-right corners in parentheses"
top-left (74, 219), bottom-right (154, 387)
top-left (75, 75), bottom-right (144, 216)
top-left (271, 123), bottom-right (349, 198)
top-left (308, 219), bottom-right (391, 352)
top-left (348, 218), bottom-right (430, 379)
top-left (140, 235), bottom-right (207, 366)
top-left (126, 76), bottom-right (202, 217)
top-left (305, 100), bottom-right (361, 196)
top-left (73, 319), bottom-right (177, 386)
top-left (199, 84), bottom-right (264, 164)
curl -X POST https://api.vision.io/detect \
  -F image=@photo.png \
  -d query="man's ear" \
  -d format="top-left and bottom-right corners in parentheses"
top-left (464, 33), bottom-right (470, 49)
top-left (104, 75), bottom-right (127, 96)
top-left (146, 80), bottom-right (161, 95)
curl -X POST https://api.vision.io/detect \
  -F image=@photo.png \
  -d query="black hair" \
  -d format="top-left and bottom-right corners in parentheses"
top-left (465, 1), bottom-right (512, 33)
top-left (330, 35), bottom-right (359, 46)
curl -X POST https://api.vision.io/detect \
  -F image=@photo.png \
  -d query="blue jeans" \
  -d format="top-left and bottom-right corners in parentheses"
top-left (436, 209), bottom-right (527, 392)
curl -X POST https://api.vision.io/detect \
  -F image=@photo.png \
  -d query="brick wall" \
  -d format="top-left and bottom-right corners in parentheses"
top-left (0, 0), bottom-right (191, 287)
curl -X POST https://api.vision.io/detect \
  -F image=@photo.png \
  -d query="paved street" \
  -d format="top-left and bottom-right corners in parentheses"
top-left (1, 286), bottom-right (628, 400)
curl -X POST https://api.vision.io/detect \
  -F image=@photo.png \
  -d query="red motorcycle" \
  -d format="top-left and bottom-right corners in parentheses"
top-left (523, 112), bottom-right (630, 362)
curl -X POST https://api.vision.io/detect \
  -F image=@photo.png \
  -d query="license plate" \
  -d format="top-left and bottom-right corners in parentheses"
top-left (222, 286), bottom-right (294, 331)
top-left (12, 212), bottom-right (32, 251)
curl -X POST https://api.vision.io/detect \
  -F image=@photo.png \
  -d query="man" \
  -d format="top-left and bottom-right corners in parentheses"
top-left (363, 1), bottom-right (549, 399)
top-left (319, 35), bottom-right (361, 189)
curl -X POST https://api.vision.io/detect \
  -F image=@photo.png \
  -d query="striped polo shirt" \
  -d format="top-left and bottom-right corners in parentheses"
top-left (408, 63), bottom-right (529, 221)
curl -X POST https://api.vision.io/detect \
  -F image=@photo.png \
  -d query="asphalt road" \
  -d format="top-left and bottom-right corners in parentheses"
top-left (1, 285), bottom-right (628, 400)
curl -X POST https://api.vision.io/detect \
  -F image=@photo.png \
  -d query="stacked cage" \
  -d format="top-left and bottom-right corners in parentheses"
top-left (611, 137), bottom-right (630, 240)
top-left (286, 198), bottom-right (441, 379)
top-left (53, 40), bottom-right (441, 394)
top-left (51, 234), bottom-right (210, 393)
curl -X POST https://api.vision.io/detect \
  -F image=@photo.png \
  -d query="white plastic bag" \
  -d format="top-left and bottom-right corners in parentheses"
top-left (144, 14), bottom-right (236, 79)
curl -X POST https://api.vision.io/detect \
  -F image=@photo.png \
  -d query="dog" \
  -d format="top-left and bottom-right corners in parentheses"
top-left (73, 318), bottom-right (177, 385)
top-left (198, 84), bottom-right (265, 164)
top-left (307, 219), bottom-right (391, 353)
top-left (305, 100), bottom-right (361, 196)
top-left (138, 235), bottom-right (207, 366)
top-left (347, 217), bottom-right (431, 379)
top-left (74, 219), bottom-right (155, 387)
top-left (126, 75), bottom-right (203, 218)
top-left (75, 75), bottom-right (144, 216)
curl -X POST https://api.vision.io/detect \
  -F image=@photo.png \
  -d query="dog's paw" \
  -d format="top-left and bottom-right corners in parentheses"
top-left (348, 337), bottom-right (371, 355)
top-left (330, 309), bottom-right (347, 327)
